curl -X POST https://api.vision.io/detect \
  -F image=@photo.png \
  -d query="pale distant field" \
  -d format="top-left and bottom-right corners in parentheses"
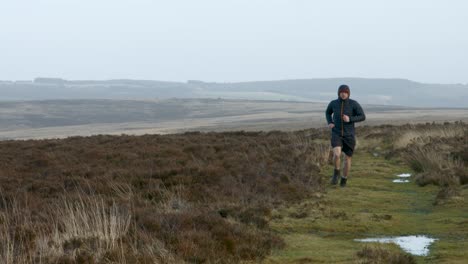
top-left (1, 98), bottom-right (467, 140)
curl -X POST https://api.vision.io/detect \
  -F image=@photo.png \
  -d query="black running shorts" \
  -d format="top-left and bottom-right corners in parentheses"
top-left (331, 133), bottom-right (356, 157)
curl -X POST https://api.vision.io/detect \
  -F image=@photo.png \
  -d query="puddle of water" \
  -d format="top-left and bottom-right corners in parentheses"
top-left (355, 235), bottom-right (438, 256)
top-left (397, 173), bottom-right (412, 178)
top-left (393, 179), bottom-right (410, 183)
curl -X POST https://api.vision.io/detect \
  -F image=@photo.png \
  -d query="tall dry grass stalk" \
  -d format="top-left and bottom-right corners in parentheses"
top-left (0, 209), bottom-right (18, 264)
top-left (394, 125), bottom-right (465, 149)
top-left (0, 194), bottom-right (35, 264)
top-left (55, 195), bottom-right (132, 251)
top-left (157, 184), bottom-right (190, 212)
top-left (109, 182), bottom-right (134, 202)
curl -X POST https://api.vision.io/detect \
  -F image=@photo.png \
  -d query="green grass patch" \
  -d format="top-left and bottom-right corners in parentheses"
top-left (267, 152), bottom-right (468, 263)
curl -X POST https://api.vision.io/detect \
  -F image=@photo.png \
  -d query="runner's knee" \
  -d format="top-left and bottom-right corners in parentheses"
top-left (344, 155), bottom-right (352, 164)
top-left (333, 148), bottom-right (341, 159)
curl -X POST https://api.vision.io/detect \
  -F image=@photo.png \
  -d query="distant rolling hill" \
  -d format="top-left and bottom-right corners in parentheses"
top-left (1, 77), bottom-right (467, 107)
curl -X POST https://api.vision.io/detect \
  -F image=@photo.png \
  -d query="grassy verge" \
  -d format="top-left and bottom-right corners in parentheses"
top-left (266, 152), bottom-right (468, 263)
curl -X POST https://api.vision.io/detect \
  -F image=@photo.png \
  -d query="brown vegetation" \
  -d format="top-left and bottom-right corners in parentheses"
top-left (0, 129), bottom-right (330, 263)
top-left (1, 121), bottom-right (465, 262)
top-left (356, 245), bottom-right (416, 264)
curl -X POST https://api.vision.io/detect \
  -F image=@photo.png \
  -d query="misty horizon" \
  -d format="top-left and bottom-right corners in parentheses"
top-left (1, 0), bottom-right (467, 84)
top-left (1, 76), bottom-right (467, 86)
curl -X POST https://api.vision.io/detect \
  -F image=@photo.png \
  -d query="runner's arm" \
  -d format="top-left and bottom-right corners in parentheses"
top-left (325, 102), bottom-right (334, 124)
top-left (350, 102), bottom-right (366, 122)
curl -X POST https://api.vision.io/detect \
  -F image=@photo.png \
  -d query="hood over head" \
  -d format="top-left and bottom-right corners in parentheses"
top-left (338, 84), bottom-right (350, 97)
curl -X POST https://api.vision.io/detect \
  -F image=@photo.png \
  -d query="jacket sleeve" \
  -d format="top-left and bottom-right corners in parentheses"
top-left (350, 101), bottom-right (366, 123)
top-left (325, 102), bottom-right (334, 124)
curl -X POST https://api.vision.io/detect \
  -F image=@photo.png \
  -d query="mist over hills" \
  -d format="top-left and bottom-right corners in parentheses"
top-left (1, 77), bottom-right (467, 107)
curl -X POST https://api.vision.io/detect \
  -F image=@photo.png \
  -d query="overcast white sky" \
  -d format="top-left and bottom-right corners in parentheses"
top-left (1, 0), bottom-right (467, 83)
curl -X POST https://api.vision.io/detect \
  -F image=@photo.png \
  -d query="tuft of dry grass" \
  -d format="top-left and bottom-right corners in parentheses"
top-left (0, 191), bottom-right (135, 263)
top-left (355, 245), bottom-right (416, 264)
top-left (406, 145), bottom-right (464, 186)
top-left (54, 195), bottom-right (132, 255)
top-left (393, 123), bottom-right (465, 149)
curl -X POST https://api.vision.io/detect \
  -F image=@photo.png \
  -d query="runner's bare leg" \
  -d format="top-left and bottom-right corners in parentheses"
top-left (333, 147), bottom-right (342, 170)
top-left (343, 155), bottom-right (352, 177)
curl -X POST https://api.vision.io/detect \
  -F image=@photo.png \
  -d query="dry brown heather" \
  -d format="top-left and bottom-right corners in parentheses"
top-left (0, 122), bottom-right (466, 263)
top-left (0, 129), bottom-right (330, 263)
top-left (358, 121), bottom-right (468, 204)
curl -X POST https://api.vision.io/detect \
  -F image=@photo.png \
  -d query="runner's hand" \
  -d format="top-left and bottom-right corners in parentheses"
top-left (343, 115), bottom-right (350, 122)
top-left (328, 123), bottom-right (335, 129)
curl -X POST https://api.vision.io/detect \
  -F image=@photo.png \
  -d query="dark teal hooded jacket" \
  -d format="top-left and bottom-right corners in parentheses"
top-left (325, 96), bottom-right (366, 137)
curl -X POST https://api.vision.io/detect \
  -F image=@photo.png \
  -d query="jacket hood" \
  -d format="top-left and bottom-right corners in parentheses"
top-left (338, 84), bottom-right (350, 98)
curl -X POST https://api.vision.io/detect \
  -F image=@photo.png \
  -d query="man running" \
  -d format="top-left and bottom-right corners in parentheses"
top-left (325, 85), bottom-right (366, 187)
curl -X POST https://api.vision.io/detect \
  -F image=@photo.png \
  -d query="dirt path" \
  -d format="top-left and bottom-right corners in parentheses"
top-left (266, 152), bottom-right (468, 263)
